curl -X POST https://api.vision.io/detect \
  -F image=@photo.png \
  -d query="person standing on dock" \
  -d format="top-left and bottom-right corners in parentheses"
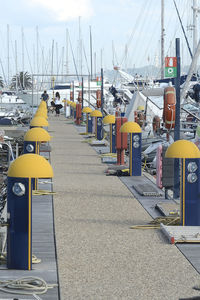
top-left (41, 90), bottom-right (49, 107)
top-left (54, 92), bottom-right (62, 117)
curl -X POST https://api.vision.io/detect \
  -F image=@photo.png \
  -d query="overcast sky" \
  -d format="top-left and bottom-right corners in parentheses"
top-left (0, 0), bottom-right (198, 81)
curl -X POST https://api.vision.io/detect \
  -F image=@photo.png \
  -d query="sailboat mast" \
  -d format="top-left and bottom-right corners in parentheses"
top-left (161, 0), bottom-right (165, 79)
top-left (7, 24), bottom-right (9, 87)
top-left (193, 0), bottom-right (198, 54)
top-left (15, 40), bottom-right (18, 91)
top-left (79, 16), bottom-right (82, 75)
top-left (22, 27), bottom-right (25, 89)
top-left (90, 26), bottom-right (93, 80)
top-left (66, 29), bottom-right (69, 79)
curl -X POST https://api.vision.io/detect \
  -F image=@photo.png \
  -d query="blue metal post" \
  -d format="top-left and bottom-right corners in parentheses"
top-left (174, 38), bottom-right (181, 198)
top-left (110, 124), bottom-right (116, 153)
top-left (7, 177), bottom-right (32, 270)
top-left (87, 114), bottom-right (92, 133)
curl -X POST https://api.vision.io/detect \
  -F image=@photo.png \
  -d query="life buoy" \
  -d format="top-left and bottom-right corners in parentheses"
top-left (163, 86), bottom-right (176, 129)
top-left (152, 115), bottom-right (160, 132)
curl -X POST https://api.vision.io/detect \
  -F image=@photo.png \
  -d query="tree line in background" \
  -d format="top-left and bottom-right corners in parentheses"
top-left (0, 71), bottom-right (32, 90)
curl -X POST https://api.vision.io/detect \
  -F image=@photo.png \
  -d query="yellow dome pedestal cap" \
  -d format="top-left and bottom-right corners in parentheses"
top-left (71, 102), bottom-right (76, 108)
top-left (34, 112), bottom-right (48, 120)
top-left (8, 154), bottom-right (54, 178)
top-left (103, 115), bottom-right (115, 124)
top-left (82, 107), bottom-right (93, 114)
top-left (39, 101), bottom-right (47, 107)
top-left (37, 107), bottom-right (47, 114)
top-left (120, 121), bottom-right (142, 133)
top-left (24, 128), bottom-right (51, 142)
top-left (90, 110), bottom-right (103, 117)
top-left (165, 140), bottom-right (200, 158)
top-left (30, 117), bottom-right (49, 127)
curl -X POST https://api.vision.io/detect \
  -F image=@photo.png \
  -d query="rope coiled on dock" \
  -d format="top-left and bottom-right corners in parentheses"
top-left (0, 276), bottom-right (57, 295)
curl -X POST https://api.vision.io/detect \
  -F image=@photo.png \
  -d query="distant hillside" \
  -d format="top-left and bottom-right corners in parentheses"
top-left (105, 65), bottom-right (191, 82)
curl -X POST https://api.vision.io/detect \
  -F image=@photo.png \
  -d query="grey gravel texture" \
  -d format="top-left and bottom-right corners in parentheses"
top-left (50, 115), bottom-right (200, 300)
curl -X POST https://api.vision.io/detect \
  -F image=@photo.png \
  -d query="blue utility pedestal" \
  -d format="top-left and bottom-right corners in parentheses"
top-left (96, 117), bottom-right (103, 140)
top-left (129, 132), bottom-right (142, 176)
top-left (7, 154), bottom-right (53, 270)
top-left (90, 110), bottom-right (103, 139)
top-left (103, 115), bottom-right (116, 154)
top-left (165, 140), bottom-right (200, 226)
top-left (120, 121), bottom-right (142, 176)
top-left (82, 107), bottom-right (93, 134)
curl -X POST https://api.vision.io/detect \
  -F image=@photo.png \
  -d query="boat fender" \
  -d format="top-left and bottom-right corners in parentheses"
top-left (116, 117), bottom-right (128, 150)
top-left (76, 103), bottom-right (82, 119)
top-left (153, 115), bottom-right (160, 133)
top-left (96, 90), bottom-right (101, 108)
top-left (134, 111), bottom-right (138, 123)
top-left (156, 144), bottom-right (162, 189)
top-left (77, 91), bottom-right (82, 103)
top-left (163, 87), bottom-right (176, 130)
top-left (70, 91), bottom-right (73, 101)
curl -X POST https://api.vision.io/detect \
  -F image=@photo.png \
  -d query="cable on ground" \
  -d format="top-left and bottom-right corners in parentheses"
top-left (130, 216), bottom-right (180, 229)
top-left (32, 190), bottom-right (56, 196)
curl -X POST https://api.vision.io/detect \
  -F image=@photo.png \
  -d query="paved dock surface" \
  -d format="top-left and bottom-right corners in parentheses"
top-left (50, 115), bottom-right (200, 300)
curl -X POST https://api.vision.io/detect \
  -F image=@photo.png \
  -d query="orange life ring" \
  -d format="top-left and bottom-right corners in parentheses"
top-left (163, 86), bottom-right (176, 129)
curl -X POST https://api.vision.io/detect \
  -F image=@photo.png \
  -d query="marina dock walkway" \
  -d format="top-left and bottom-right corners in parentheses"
top-left (50, 115), bottom-right (200, 300)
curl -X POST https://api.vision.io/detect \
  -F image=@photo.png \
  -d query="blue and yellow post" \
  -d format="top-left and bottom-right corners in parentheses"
top-left (82, 107), bottom-right (93, 134)
top-left (103, 115), bottom-right (116, 153)
top-left (70, 102), bottom-right (77, 120)
top-left (120, 121), bottom-right (142, 176)
top-left (24, 127), bottom-right (51, 155)
top-left (7, 154), bottom-right (53, 270)
top-left (165, 140), bottom-right (200, 226)
top-left (90, 110), bottom-right (103, 140)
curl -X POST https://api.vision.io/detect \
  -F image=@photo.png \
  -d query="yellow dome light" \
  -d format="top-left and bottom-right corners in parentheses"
top-left (82, 107), bottom-right (93, 113)
top-left (165, 140), bottom-right (200, 158)
top-left (24, 128), bottom-right (51, 142)
top-left (103, 115), bottom-right (115, 124)
top-left (30, 117), bottom-right (49, 127)
top-left (8, 154), bottom-right (54, 178)
top-left (120, 121), bottom-right (142, 133)
top-left (90, 110), bottom-right (102, 117)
